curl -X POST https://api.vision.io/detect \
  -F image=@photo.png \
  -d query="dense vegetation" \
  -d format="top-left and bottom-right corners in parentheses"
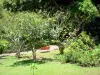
top-left (0, 0), bottom-right (100, 67)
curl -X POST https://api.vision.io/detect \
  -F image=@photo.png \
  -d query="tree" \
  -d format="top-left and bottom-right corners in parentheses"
top-left (23, 19), bottom-right (54, 60)
top-left (75, 0), bottom-right (99, 35)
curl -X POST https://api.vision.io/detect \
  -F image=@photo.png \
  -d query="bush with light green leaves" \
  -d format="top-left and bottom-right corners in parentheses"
top-left (64, 32), bottom-right (100, 67)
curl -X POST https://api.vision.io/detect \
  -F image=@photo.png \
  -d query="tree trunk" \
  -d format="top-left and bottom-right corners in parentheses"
top-left (32, 48), bottom-right (36, 61)
top-left (59, 44), bottom-right (64, 54)
top-left (16, 44), bottom-right (22, 58)
top-left (16, 49), bottom-right (20, 58)
top-left (57, 43), bottom-right (65, 54)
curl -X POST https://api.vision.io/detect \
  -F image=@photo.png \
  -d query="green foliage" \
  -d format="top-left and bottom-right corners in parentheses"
top-left (0, 11), bottom-right (61, 59)
top-left (0, 0), bottom-right (100, 66)
top-left (1, 12), bottom-right (49, 48)
top-left (0, 4), bottom-right (3, 18)
top-left (66, 32), bottom-right (95, 52)
top-left (64, 32), bottom-right (100, 67)
top-left (30, 63), bottom-right (37, 75)
top-left (3, 0), bottom-right (57, 12)
top-left (78, 49), bottom-right (100, 67)
top-left (66, 47), bottom-right (100, 67)
top-left (78, 0), bottom-right (99, 16)
top-left (0, 12), bottom-right (43, 57)
top-left (54, 54), bottom-right (66, 63)
top-left (0, 39), bottom-right (9, 54)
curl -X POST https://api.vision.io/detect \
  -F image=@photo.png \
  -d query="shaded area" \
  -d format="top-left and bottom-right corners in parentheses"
top-left (91, 0), bottom-right (100, 6)
top-left (3, 0), bottom-right (73, 13)
top-left (84, 17), bottom-right (100, 44)
top-left (10, 57), bottom-right (53, 67)
top-left (0, 55), bottom-right (8, 65)
top-left (91, 0), bottom-right (100, 11)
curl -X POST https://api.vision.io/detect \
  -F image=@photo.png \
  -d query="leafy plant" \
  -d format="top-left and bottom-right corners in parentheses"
top-left (30, 63), bottom-right (37, 75)
top-left (0, 39), bottom-right (9, 54)
top-left (64, 32), bottom-right (100, 67)
top-left (54, 54), bottom-right (66, 63)
top-left (78, 0), bottom-right (99, 16)
top-left (78, 49), bottom-right (100, 67)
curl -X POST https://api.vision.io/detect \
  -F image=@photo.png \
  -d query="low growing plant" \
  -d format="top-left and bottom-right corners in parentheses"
top-left (64, 32), bottom-right (100, 67)
top-left (0, 39), bottom-right (9, 54)
top-left (30, 63), bottom-right (37, 75)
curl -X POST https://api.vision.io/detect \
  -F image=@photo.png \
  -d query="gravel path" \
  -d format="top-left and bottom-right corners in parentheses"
top-left (0, 45), bottom-right (59, 57)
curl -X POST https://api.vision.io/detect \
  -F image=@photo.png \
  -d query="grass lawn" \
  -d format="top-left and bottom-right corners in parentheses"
top-left (0, 50), bottom-right (100, 75)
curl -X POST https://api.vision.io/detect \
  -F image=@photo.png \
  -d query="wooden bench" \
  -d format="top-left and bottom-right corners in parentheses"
top-left (39, 46), bottom-right (50, 53)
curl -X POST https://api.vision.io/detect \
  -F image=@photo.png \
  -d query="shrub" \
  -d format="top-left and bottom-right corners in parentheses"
top-left (0, 39), bottom-right (9, 54)
top-left (54, 54), bottom-right (67, 63)
top-left (78, 49), bottom-right (100, 67)
top-left (64, 32), bottom-right (100, 67)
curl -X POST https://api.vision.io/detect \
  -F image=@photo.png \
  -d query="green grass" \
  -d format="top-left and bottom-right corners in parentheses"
top-left (0, 51), bottom-right (100, 75)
